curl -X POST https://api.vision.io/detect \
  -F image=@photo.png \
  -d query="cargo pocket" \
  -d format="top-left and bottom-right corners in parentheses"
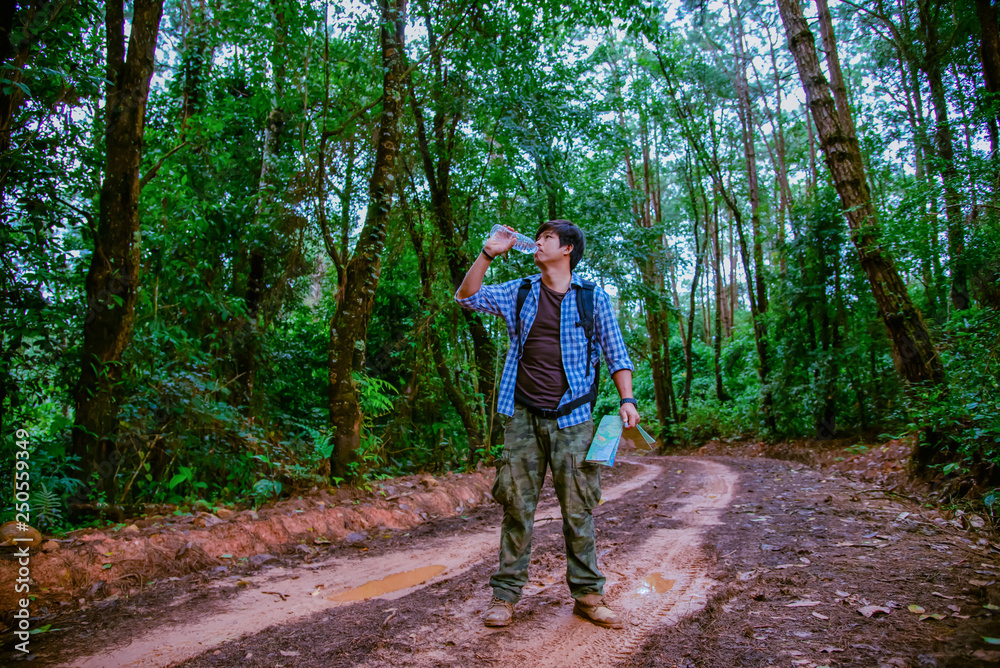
top-left (491, 449), bottom-right (513, 507)
top-left (571, 454), bottom-right (602, 511)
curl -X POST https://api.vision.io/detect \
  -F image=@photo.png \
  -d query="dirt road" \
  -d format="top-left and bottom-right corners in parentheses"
top-left (14, 453), bottom-right (1000, 667)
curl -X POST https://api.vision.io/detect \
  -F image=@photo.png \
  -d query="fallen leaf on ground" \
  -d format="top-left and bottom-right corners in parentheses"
top-left (819, 646), bottom-right (844, 653)
top-left (908, 604), bottom-right (925, 613)
top-left (919, 613), bottom-right (947, 621)
top-left (836, 590), bottom-right (850, 597)
top-left (279, 651), bottom-right (300, 656)
top-left (858, 605), bottom-right (891, 617)
top-left (970, 579), bottom-right (992, 587)
top-left (812, 612), bottom-right (829, 620)
top-left (984, 637), bottom-right (1000, 645)
top-left (787, 600), bottom-right (822, 607)
top-left (972, 650), bottom-right (1000, 662)
top-left (932, 592), bottom-right (955, 599)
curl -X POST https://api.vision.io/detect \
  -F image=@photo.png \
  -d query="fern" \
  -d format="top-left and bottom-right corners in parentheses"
top-left (30, 483), bottom-right (62, 529)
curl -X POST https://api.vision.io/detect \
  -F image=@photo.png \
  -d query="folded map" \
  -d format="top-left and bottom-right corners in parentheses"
top-left (586, 415), bottom-right (656, 466)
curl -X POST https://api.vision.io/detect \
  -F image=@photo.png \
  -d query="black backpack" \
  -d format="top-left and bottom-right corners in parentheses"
top-left (512, 277), bottom-right (600, 419)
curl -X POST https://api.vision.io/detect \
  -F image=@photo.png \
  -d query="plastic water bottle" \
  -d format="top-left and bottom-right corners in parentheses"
top-left (489, 224), bottom-right (537, 254)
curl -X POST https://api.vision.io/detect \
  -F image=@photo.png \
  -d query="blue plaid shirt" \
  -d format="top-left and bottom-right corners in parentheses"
top-left (455, 272), bottom-right (634, 428)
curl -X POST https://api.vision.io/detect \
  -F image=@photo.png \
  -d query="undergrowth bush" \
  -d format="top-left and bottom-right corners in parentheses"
top-left (895, 307), bottom-right (1000, 483)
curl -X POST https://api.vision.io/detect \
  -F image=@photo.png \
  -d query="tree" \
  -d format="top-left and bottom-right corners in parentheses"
top-left (327, 0), bottom-right (406, 480)
top-left (71, 0), bottom-right (165, 485)
top-left (777, 0), bottom-right (945, 386)
top-left (975, 0), bottom-right (1000, 152)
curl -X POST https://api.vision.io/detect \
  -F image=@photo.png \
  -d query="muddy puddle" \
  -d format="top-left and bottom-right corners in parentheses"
top-left (635, 572), bottom-right (675, 596)
top-left (327, 564), bottom-right (447, 602)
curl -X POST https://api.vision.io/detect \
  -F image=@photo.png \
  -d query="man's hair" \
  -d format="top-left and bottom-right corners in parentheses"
top-left (535, 219), bottom-right (585, 270)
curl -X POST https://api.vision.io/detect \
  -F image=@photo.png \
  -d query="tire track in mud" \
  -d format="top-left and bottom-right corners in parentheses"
top-left (494, 458), bottom-right (736, 668)
top-left (67, 459), bottom-right (667, 668)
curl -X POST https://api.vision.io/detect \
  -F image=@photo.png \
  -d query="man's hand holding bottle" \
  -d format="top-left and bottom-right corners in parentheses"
top-left (483, 225), bottom-right (518, 260)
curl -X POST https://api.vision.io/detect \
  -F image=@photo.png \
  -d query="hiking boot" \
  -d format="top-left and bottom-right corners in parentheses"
top-left (573, 594), bottom-right (623, 629)
top-left (483, 596), bottom-right (515, 627)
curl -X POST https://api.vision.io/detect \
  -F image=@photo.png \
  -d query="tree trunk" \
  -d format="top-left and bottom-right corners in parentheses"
top-left (730, 189), bottom-right (776, 432)
top-left (179, 0), bottom-right (214, 135)
top-left (401, 195), bottom-right (483, 452)
top-left (657, 273), bottom-right (680, 430)
top-left (680, 151), bottom-right (704, 412)
top-left (233, 0), bottom-right (289, 410)
top-left (766, 28), bottom-right (791, 276)
top-left (733, 11), bottom-right (768, 315)
top-left (917, 0), bottom-right (969, 310)
top-left (805, 100), bottom-right (818, 191)
top-left (328, 0), bottom-right (405, 480)
top-left (778, 0), bottom-right (945, 385)
top-left (975, 0), bottom-right (1000, 151)
top-left (897, 44), bottom-right (940, 322)
top-left (72, 0), bottom-right (165, 488)
top-left (815, 0), bottom-right (857, 140)
top-left (711, 197), bottom-right (729, 401)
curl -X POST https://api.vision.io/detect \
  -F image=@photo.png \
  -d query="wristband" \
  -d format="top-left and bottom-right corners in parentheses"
top-left (620, 398), bottom-right (637, 407)
top-left (481, 248), bottom-right (495, 261)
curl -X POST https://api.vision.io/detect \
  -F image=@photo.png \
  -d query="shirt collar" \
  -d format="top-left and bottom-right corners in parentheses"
top-left (528, 272), bottom-right (585, 288)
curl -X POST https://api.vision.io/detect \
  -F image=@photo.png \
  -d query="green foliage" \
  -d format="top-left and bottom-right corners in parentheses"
top-left (675, 401), bottom-right (740, 447)
top-left (893, 308), bottom-right (1000, 475)
top-left (252, 479), bottom-right (282, 504)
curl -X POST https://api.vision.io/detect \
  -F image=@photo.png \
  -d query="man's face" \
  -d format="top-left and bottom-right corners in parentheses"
top-left (534, 228), bottom-right (571, 267)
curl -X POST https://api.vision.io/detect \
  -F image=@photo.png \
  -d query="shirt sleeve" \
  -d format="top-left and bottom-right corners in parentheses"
top-left (454, 279), bottom-right (518, 323)
top-left (594, 287), bottom-right (634, 375)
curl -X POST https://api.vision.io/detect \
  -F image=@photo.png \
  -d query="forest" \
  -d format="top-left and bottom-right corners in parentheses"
top-left (2, 0), bottom-right (999, 527)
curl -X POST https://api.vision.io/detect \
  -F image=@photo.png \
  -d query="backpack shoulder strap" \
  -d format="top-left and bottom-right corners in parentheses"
top-left (516, 278), bottom-right (532, 316)
top-left (575, 279), bottom-right (601, 411)
top-left (515, 278), bottom-right (532, 356)
top-left (574, 279), bottom-right (596, 340)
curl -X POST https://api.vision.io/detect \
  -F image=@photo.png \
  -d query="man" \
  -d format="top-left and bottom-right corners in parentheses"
top-left (455, 219), bottom-right (640, 629)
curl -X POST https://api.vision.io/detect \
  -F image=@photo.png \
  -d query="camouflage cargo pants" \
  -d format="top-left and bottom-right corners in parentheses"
top-left (489, 404), bottom-right (604, 603)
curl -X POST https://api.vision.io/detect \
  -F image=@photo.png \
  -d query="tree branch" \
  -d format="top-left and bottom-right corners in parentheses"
top-left (140, 141), bottom-right (189, 190)
top-left (321, 0), bottom-right (475, 141)
top-left (52, 194), bottom-right (96, 235)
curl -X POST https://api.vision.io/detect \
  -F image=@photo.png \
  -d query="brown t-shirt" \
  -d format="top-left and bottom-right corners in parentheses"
top-left (515, 282), bottom-right (570, 409)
